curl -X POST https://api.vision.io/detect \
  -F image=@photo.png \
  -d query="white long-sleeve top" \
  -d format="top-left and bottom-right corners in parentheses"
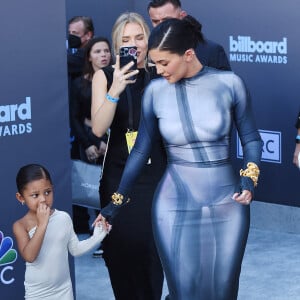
top-left (24, 209), bottom-right (105, 300)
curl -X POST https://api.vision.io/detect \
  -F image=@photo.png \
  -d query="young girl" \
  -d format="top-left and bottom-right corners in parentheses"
top-left (13, 163), bottom-right (108, 300)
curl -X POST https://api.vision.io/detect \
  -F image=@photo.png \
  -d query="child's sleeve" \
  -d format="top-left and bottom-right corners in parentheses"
top-left (68, 223), bottom-right (107, 257)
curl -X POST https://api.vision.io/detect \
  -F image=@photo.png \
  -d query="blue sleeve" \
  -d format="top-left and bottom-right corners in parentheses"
top-left (116, 83), bottom-right (161, 197)
top-left (232, 75), bottom-right (263, 193)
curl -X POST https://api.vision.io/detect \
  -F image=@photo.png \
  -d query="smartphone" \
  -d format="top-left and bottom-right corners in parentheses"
top-left (119, 46), bottom-right (137, 80)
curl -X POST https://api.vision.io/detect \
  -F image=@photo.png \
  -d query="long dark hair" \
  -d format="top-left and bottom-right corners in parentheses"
top-left (82, 36), bottom-right (113, 81)
top-left (148, 15), bottom-right (204, 55)
top-left (16, 164), bottom-right (52, 195)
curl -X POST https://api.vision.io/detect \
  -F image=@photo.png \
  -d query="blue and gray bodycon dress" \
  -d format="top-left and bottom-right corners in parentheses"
top-left (117, 67), bottom-right (262, 300)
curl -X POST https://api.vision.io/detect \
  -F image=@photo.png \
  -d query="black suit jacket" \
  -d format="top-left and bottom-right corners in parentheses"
top-left (196, 39), bottom-right (231, 71)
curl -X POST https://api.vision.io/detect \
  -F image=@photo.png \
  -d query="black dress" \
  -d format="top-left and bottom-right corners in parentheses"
top-left (70, 77), bottom-right (107, 164)
top-left (100, 66), bottom-right (166, 300)
top-left (70, 76), bottom-right (105, 233)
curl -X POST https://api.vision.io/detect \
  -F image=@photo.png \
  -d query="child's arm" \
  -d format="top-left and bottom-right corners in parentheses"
top-left (13, 204), bottom-right (50, 263)
top-left (68, 221), bottom-right (108, 257)
top-left (13, 220), bottom-right (48, 263)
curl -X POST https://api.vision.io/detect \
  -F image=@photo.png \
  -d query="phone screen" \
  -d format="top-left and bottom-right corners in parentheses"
top-left (119, 46), bottom-right (137, 80)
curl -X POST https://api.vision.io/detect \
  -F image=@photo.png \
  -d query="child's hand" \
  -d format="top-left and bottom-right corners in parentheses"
top-left (92, 213), bottom-right (111, 231)
top-left (36, 203), bottom-right (51, 228)
top-left (92, 220), bottom-right (111, 242)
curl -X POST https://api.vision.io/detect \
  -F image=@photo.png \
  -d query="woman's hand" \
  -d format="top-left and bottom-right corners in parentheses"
top-left (232, 190), bottom-right (252, 205)
top-left (85, 145), bottom-right (99, 162)
top-left (108, 55), bottom-right (139, 98)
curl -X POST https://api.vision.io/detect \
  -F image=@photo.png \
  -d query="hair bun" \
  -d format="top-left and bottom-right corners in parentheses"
top-left (182, 15), bottom-right (203, 41)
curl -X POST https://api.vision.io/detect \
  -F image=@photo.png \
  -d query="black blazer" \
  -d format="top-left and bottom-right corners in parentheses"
top-left (196, 38), bottom-right (231, 71)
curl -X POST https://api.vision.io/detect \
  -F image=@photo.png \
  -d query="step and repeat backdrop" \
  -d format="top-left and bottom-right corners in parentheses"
top-left (1, 0), bottom-right (299, 298)
top-left (184, 0), bottom-right (300, 207)
top-left (0, 1), bottom-right (71, 298)
top-left (68, 0), bottom-right (300, 206)
top-left (134, 0), bottom-right (300, 207)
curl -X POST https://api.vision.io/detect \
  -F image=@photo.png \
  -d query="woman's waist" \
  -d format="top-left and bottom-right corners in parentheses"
top-left (167, 158), bottom-right (230, 167)
top-left (166, 145), bottom-right (230, 167)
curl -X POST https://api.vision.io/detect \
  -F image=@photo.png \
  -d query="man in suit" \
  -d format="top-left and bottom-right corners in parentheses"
top-left (67, 16), bottom-right (94, 84)
top-left (147, 0), bottom-right (231, 70)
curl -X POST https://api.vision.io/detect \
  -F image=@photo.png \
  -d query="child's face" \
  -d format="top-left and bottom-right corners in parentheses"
top-left (18, 178), bottom-right (53, 212)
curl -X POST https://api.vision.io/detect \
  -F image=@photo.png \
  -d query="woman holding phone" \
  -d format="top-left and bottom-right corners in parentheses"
top-left (91, 12), bottom-right (165, 300)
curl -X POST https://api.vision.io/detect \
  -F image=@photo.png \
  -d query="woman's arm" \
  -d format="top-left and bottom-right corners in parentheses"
top-left (91, 56), bottom-right (139, 137)
top-left (232, 75), bottom-right (262, 204)
top-left (98, 83), bottom-right (161, 222)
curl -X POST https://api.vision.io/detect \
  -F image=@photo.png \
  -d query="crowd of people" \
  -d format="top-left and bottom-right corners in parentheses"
top-left (13, 1), bottom-right (266, 299)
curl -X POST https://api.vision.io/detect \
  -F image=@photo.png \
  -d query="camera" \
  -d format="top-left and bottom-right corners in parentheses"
top-left (119, 46), bottom-right (137, 80)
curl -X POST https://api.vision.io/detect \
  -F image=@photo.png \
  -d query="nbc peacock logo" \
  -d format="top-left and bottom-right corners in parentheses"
top-left (0, 231), bottom-right (17, 285)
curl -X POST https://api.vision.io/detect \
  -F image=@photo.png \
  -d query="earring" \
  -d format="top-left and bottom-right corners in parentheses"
top-left (21, 201), bottom-right (25, 205)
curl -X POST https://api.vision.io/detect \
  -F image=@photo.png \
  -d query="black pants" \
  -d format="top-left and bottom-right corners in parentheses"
top-left (102, 203), bottom-right (164, 300)
top-left (103, 248), bottom-right (163, 300)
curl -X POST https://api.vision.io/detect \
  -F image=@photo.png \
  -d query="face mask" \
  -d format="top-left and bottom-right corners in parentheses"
top-left (68, 34), bottom-right (82, 49)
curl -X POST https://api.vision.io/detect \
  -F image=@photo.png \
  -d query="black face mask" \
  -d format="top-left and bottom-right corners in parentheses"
top-left (68, 34), bottom-right (82, 49)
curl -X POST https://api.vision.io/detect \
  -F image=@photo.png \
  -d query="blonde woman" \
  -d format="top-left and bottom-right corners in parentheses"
top-left (91, 12), bottom-right (165, 300)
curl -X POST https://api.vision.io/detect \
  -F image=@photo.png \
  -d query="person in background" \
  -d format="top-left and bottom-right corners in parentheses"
top-left (12, 163), bottom-right (108, 300)
top-left (67, 16), bottom-right (95, 234)
top-left (70, 36), bottom-right (112, 166)
top-left (67, 16), bottom-right (95, 82)
top-left (147, 0), bottom-right (231, 70)
top-left (97, 16), bottom-right (262, 300)
top-left (91, 12), bottom-right (165, 300)
top-left (293, 111), bottom-right (300, 168)
top-left (70, 36), bottom-right (113, 257)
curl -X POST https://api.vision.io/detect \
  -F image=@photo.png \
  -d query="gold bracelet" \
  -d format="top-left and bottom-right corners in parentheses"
top-left (111, 192), bottom-right (130, 206)
top-left (240, 162), bottom-right (260, 187)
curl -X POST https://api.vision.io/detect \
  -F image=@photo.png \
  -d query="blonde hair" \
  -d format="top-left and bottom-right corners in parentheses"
top-left (111, 12), bottom-right (150, 56)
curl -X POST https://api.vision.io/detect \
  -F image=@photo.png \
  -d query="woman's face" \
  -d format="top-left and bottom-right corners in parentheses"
top-left (121, 22), bottom-right (147, 68)
top-left (89, 41), bottom-right (111, 71)
top-left (149, 49), bottom-right (187, 83)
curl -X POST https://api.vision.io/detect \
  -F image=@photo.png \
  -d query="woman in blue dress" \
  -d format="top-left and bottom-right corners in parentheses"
top-left (98, 16), bottom-right (262, 300)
